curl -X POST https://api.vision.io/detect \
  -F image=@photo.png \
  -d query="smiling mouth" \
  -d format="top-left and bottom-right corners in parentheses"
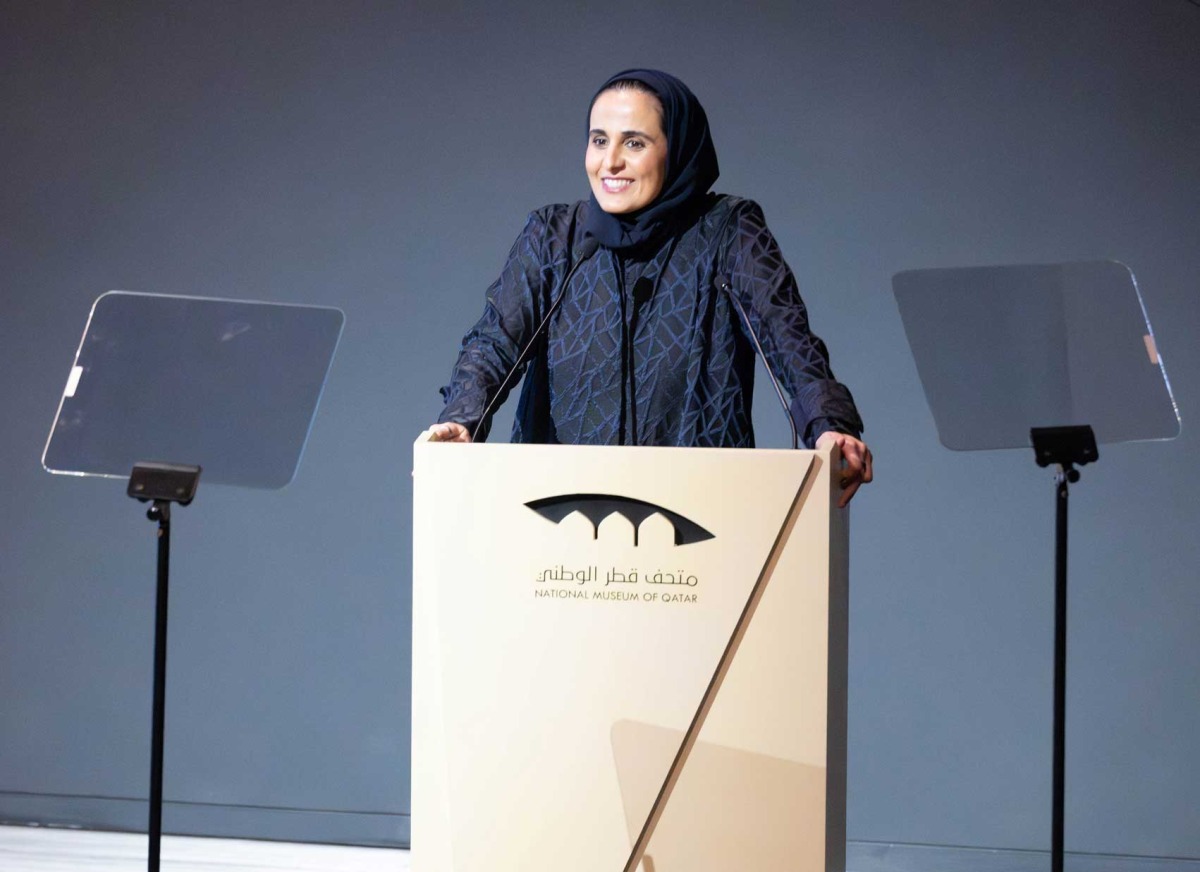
top-left (602, 178), bottom-right (633, 193)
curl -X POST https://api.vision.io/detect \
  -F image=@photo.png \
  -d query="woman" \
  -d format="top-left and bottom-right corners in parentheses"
top-left (431, 69), bottom-right (872, 505)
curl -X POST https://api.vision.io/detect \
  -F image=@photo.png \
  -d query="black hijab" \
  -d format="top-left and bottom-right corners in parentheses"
top-left (583, 69), bottom-right (720, 252)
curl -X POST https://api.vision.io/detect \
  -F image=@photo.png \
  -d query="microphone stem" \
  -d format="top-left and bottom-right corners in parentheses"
top-left (719, 277), bottom-right (798, 450)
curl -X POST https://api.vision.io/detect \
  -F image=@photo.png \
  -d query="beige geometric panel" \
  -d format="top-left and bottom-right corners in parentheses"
top-left (613, 721), bottom-right (827, 872)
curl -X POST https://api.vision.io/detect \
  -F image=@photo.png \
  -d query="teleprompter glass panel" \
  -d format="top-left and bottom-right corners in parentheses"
top-left (43, 291), bottom-right (344, 489)
top-left (892, 261), bottom-right (1179, 451)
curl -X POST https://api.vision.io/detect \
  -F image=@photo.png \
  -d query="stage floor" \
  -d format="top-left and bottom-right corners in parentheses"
top-left (3, 824), bottom-right (1193, 872)
top-left (0, 825), bottom-right (410, 871)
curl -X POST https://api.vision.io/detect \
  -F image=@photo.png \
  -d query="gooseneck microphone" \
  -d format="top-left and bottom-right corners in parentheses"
top-left (471, 237), bottom-right (602, 442)
top-left (714, 274), bottom-right (799, 450)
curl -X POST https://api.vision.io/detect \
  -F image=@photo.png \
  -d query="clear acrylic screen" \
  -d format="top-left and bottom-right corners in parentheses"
top-left (892, 261), bottom-right (1179, 450)
top-left (43, 291), bottom-right (344, 488)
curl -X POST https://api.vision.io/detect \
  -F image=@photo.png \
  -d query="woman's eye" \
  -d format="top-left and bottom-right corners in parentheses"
top-left (591, 135), bottom-right (608, 147)
top-left (625, 138), bottom-right (645, 150)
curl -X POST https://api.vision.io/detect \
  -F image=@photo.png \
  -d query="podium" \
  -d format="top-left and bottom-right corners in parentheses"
top-left (412, 437), bottom-right (848, 872)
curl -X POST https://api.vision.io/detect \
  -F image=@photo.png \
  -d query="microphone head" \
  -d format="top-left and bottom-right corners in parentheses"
top-left (577, 237), bottom-right (601, 259)
top-left (631, 276), bottom-right (654, 305)
top-left (713, 274), bottom-right (733, 292)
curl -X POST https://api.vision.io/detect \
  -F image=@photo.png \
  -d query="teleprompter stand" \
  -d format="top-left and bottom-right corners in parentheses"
top-left (893, 261), bottom-right (1178, 872)
top-left (1030, 425), bottom-right (1096, 872)
top-left (42, 292), bottom-right (344, 872)
top-left (127, 462), bottom-right (202, 872)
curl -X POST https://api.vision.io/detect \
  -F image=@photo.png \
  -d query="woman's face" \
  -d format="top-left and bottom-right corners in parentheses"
top-left (586, 88), bottom-right (668, 214)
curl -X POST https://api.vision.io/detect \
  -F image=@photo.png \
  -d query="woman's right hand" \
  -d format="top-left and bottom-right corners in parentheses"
top-left (429, 422), bottom-right (472, 443)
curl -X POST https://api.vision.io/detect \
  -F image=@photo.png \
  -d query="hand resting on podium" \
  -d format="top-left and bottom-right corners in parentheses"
top-left (428, 422), bottom-right (472, 443)
top-left (815, 430), bottom-right (873, 509)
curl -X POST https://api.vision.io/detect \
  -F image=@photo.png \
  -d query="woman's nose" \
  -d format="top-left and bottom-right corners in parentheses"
top-left (604, 147), bottom-right (625, 171)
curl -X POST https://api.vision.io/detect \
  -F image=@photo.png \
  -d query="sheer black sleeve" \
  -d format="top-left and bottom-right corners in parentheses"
top-left (723, 200), bottom-right (864, 447)
top-left (437, 210), bottom-right (555, 441)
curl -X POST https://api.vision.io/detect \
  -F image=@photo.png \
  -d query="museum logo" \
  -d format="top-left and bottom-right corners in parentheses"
top-left (524, 493), bottom-right (714, 546)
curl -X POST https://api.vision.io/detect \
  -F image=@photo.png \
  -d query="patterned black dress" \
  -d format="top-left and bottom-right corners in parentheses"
top-left (439, 194), bottom-right (862, 448)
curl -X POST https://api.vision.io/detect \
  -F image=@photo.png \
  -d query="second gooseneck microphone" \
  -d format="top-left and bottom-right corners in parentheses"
top-left (471, 238), bottom-right (602, 442)
top-left (713, 274), bottom-right (799, 450)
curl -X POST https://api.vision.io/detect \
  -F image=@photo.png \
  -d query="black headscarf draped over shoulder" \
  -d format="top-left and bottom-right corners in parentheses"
top-left (584, 69), bottom-right (720, 252)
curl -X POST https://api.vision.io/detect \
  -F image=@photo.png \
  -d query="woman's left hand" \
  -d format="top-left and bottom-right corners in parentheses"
top-left (815, 431), bottom-right (873, 508)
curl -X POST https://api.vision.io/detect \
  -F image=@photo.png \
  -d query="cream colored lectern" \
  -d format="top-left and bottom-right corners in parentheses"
top-left (412, 435), bottom-right (848, 872)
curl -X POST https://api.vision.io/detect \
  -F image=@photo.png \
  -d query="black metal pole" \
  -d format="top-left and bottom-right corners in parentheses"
top-left (1029, 428), bottom-right (1093, 872)
top-left (148, 500), bottom-right (171, 872)
top-left (1051, 469), bottom-right (1071, 872)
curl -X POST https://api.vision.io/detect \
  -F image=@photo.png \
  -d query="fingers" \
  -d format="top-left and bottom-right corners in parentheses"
top-left (837, 449), bottom-right (865, 508)
top-left (429, 422), bottom-right (472, 443)
top-left (850, 443), bottom-right (873, 485)
top-left (816, 431), bottom-right (873, 506)
top-left (837, 479), bottom-right (861, 509)
top-left (855, 443), bottom-right (874, 478)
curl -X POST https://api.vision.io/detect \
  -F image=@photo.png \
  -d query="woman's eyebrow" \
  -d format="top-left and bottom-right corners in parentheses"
top-left (589, 127), bottom-right (659, 140)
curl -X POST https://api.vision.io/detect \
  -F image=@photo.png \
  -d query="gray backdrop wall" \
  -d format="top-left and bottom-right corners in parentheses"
top-left (1, 0), bottom-right (1197, 859)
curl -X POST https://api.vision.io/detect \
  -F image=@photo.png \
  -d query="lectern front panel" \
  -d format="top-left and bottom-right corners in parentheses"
top-left (412, 440), bottom-right (847, 872)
